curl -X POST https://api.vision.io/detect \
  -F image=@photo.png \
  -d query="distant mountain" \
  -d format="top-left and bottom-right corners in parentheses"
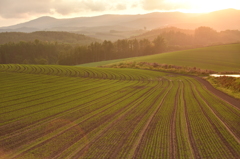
top-left (130, 27), bottom-right (195, 40)
top-left (0, 31), bottom-right (101, 45)
top-left (0, 9), bottom-right (239, 41)
top-left (129, 26), bottom-right (240, 49)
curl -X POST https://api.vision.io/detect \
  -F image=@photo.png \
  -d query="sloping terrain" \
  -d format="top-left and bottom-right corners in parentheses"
top-left (1, 9), bottom-right (239, 41)
top-left (132, 44), bottom-right (240, 72)
top-left (0, 64), bottom-right (239, 159)
top-left (84, 44), bottom-right (240, 72)
top-left (0, 31), bottom-right (100, 45)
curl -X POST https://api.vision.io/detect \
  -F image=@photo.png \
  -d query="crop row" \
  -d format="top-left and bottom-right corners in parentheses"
top-left (0, 64), bottom-right (166, 81)
top-left (0, 64), bottom-right (239, 159)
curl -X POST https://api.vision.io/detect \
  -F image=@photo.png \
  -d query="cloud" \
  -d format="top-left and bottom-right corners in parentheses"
top-left (0, 0), bottom-right (130, 19)
top-left (0, 0), bottom-right (52, 18)
top-left (141, 0), bottom-right (189, 10)
top-left (115, 4), bottom-right (127, 10)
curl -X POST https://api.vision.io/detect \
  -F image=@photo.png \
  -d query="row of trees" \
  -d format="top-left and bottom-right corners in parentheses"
top-left (0, 40), bottom-right (60, 64)
top-left (0, 36), bottom-right (166, 65)
top-left (59, 36), bottom-right (166, 65)
top-left (2, 26), bottom-right (238, 66)
top-left (134, 27), bottom-right (240, 49)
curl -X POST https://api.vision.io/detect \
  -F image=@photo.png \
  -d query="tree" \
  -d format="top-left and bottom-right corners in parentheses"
top-left (153, 36), bottom-right (166, 53)
top-left (35, 58), bottom-right (48, 65)
top-left (195, 26), bottom-right (218, 45)
top-left (0, 52), bottom-right (6, 64)
top-left (139, 39), bottom-right (152, 55)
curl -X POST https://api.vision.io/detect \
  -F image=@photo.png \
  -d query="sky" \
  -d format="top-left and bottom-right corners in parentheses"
top-left (0, 0), bottom-right (240, 27)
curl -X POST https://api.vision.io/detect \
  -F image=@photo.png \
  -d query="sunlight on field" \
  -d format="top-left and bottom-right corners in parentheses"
top-left (0, 149), bottom-right (6, 159)
top-left (0, 65), bottom-right (239, 158)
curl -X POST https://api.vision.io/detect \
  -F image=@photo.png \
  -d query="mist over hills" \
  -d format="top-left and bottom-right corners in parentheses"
top-left (0, 31), bottom-right (101, 45)
top-left (0, 9), bottom-right (239, 41)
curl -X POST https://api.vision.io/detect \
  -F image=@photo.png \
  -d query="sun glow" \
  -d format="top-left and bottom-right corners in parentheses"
top-left (167, 0), bottom-right (240, 13)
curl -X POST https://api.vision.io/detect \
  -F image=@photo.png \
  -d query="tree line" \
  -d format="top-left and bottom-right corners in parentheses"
top-left (0, 36), bottom-right (166, 65)
top-left (131, 26), bottom-right (240, 50)
top-left (1, 26), bottom-right (239, 66)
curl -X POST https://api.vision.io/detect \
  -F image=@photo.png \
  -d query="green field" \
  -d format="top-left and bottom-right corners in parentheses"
top-left (80, 44), bottom-right (240, 72)
top-left (77, 58), bottom-right (133, 67)
top-left (0, 64), bottom-right (239, 159)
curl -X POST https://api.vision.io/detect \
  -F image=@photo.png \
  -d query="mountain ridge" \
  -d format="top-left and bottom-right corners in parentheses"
top-left (0, 9), bottom-right (239, 41)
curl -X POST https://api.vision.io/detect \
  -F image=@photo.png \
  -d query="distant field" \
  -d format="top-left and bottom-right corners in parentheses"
top-left (84, 44), bottom-right (240, 72)
top-left (133, 44), bottom-right (240, 72)
top-left (0, 64), bottom-right (239, 159)
top-left (78, 58), bottom-right (133, 67)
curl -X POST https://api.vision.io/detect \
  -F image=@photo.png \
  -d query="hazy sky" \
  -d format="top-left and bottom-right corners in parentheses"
top-left (0, 0), bottom-right (240, 27)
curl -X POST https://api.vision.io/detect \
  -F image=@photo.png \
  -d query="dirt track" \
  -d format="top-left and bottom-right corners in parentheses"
top-left (192, 76), bottom-right (240, 109)
top-left (153, 70), bottom-right (240, 109)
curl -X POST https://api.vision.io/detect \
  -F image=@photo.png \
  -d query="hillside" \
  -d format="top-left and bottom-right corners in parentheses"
top-left (82, 44), bottom-right (240, 72)
top-left (1, 9), bottom-right (240, 41)
top-left (0, 31), bottom-right (101, 45)
top-left (132, 44), bottom-right (240, 72)
top-left (129, 27), bottom-right (240, 47)
top-left (130, 27), bottom-right (194, 40)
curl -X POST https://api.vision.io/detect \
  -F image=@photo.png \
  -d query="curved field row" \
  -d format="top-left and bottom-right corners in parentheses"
top-left (183, 79), bottom-right (239, 158)
top-left (0, 64), bottom-right (163, 81)
top-left (0, 64), bottom-right (239, 159)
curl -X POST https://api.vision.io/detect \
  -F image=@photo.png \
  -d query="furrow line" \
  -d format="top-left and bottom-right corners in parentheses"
top-left (188, 80), bottom-right (240, 158)
top-left (0, 77), bottom-right (91, 103)
top-left (0, 79), bottom-right (119, 123)
top-left (182, 80), bottom-right (201, 159)
top-left (0, 78), bottom-right (100, 107)
top-left (0, 78), bottom-right (108, 111)
top-left (170, 82), bottom-right (180, 159)
top-left (0, 79), bottom-right (143, 140)
top-left (129, 81), bottom-right (173, 159)
top-left (190, 80), bottom-right (240, 143)
top-left (0, 79), bottom-right (133, 136)
top-left (67, 81), bottom-right (162, 159)
top-left (187, 79), bottom-right (237, 158)
top-left (10, 80), bottom-right (153, 159)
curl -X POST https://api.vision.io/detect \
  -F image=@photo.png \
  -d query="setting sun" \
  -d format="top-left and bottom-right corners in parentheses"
top-left (167, 0), bottom-right (240, 12)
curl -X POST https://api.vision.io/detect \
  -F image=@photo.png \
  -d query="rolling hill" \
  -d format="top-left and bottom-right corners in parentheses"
top-left (1, 9), bottom-right (239, 41)
top-left (81, 44), bottom-right (240, 72)
top-left (129, 27), bottom-right (240, 47)
top-left (132, 44), bottom-right (240, 72)
top-left (0, 31), bottom-right (101, 45)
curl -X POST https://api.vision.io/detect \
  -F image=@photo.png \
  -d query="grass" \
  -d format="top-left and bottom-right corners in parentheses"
top-left (103, 61), bottom-right (217, 76)
top-left (207, 76), bottom-right (240, 99)
top-left (77, 58), bottom-right (133, 67)
top-left (133, 44), bottom-right (240, 72)
top-left (79, 44), bottom-right (240, 72)
top-left (0, 64), bottom-right (239, 159)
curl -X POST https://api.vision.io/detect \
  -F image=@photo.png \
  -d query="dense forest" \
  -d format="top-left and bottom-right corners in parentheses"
top-left (0, 27), bottom-right (239, 66)
top-left (0, 36), bottom-right (166, 65)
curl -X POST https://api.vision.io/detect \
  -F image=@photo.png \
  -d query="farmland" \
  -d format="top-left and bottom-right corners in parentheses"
top-left (80, 44), bottom-right (240, 72)
top-left (0, 64), bottom-right (239, 159)
top-left (133, 44), bottom-right (240, 72)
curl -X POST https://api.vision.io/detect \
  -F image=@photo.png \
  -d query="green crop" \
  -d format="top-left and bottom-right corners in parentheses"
top-left (0, 64), bottom-right (239, 159)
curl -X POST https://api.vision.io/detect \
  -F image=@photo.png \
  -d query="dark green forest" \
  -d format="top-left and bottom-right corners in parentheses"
top-left (0, 36), bottom-right (166, 65)
top-left (0, 27), bottom-right (239, 66)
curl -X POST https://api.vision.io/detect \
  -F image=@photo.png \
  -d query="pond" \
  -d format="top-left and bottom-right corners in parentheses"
top-left (210, 74), bottom-right (240, 77)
